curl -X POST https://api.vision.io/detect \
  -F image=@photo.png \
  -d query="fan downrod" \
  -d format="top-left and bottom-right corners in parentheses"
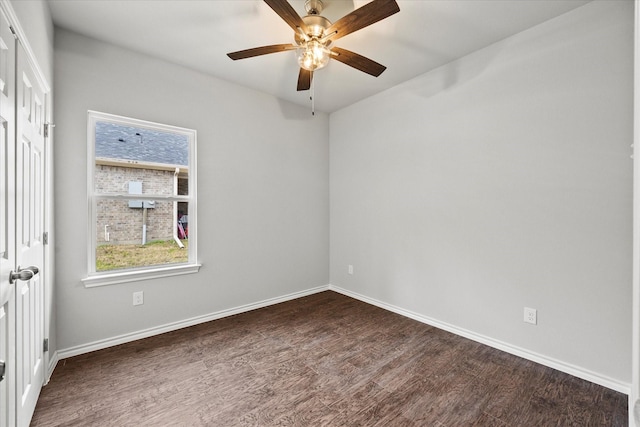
top-left (305, 0), bottom-right (324, 15)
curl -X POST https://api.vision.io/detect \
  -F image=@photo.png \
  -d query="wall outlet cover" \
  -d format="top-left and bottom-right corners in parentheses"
top-left (524, 307), bottom-right (537, 325)
top-left (133, 291), bottom-right (144, 306)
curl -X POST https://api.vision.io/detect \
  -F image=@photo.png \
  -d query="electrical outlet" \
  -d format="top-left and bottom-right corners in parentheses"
top-left (348, 265), bottom-right (354, 275)
top-left (524, 307), bottom-right (537, 325)
top-left (133, 291), bottom-right (144, 306)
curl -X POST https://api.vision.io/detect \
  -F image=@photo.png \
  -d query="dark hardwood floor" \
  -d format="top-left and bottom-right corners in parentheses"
top-left (31, 291), bottom-right (628, 426)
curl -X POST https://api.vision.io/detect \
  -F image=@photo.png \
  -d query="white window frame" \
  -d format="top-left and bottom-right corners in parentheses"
top-left (83, 110), bottom-right (199, 287)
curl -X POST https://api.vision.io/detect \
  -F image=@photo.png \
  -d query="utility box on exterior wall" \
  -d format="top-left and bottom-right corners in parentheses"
top-left (128, 181), bottom-right (155, 209)
top-left (128, 181), bottom-right (143, 208)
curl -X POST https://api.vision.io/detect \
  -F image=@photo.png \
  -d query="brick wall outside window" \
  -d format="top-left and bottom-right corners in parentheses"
top-left (96, 164), bottom-right (181, 245)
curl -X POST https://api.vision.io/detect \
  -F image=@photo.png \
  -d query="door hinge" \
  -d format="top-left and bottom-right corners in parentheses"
top-left (44, 122), bottom-right (55, 138)
top-left (43, 338), bottom-right (49, 352)
top-left (43, 231), bottom-right (48, 245)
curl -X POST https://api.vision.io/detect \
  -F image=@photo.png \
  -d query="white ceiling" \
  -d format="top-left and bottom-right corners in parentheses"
top-left (47, 0), bottom-right (592, 113)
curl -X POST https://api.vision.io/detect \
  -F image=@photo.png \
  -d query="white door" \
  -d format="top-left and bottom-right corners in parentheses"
top-left (15, 39), bottom-right (46, 427)
top-left (0, 8), bottom-right (16, 427)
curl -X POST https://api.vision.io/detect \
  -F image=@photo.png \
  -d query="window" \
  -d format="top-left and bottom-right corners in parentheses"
top-left (83, 111), bottom-right (198, 287)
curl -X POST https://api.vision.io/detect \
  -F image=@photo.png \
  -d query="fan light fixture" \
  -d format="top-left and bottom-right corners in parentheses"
top-left (297, 40), bottom-right (330, 71)
top-left (296, 1), bottom-right (332, 71)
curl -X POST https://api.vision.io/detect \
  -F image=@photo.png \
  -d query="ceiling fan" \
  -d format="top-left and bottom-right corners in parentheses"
top-left (227, 0), bottom-right (400, 92)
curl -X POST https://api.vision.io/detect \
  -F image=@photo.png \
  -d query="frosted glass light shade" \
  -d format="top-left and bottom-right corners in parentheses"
top-left (298, 40), bottom-right (330, 71)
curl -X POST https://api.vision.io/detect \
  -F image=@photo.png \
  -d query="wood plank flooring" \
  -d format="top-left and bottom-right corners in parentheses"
top-left (31, 291), bottom-right (628, 426)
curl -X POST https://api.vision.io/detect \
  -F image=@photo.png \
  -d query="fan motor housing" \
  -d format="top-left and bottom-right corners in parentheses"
top-left (296, 14), bottom-right (332, 44)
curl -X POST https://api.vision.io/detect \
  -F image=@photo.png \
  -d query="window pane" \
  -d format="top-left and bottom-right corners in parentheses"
top-left (94, 121), bottom-right (189, 195)
top-left (96, 199), bottom-right (188, 272)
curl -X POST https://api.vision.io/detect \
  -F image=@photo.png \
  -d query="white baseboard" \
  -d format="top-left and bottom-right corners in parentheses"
top-left (57, 285), bottom-right (330, 360)
top-left (44, 351), bottom-right (59, 385)
top-left (329, 284), bottom-right (631, 395)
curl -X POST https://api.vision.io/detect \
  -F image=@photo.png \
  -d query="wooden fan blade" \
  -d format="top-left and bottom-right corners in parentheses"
top-left (326, 0), bottom-right (400, 42)
top-left (264, 0), bottom-right (307, 33)
top-left (227, 44), bottom-right (297, 60)
top-left (297, 68), bottom-right (313, 91)
top-left (331, 47), bottom-right (387, 77)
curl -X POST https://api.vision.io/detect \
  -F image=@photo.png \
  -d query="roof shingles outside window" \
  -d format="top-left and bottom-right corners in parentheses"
top-left (95, 121), bottom-right (188, 166)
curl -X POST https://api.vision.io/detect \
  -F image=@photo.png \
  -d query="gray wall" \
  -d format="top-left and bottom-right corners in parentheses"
top-left (54, 28), bottom-right (329, 351)
top-left (330, 0), bottom-right (633, 384)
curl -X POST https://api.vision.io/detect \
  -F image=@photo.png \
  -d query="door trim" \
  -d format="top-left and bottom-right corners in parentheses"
top-left (632, 1), bottom-right (639, 426)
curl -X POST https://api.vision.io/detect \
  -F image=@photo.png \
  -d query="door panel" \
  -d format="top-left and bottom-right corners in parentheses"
top-left (15, 40), bottom-right (45, 427)
top-left (0, 8), bottom-right (15, 427)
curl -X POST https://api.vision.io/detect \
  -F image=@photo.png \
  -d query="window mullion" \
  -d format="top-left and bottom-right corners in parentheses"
top-left (95, 194), bottom-right (189, 202)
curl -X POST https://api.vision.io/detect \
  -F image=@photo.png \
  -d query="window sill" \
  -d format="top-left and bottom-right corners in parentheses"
top-left (82, 263), bottom-right (201, 288)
